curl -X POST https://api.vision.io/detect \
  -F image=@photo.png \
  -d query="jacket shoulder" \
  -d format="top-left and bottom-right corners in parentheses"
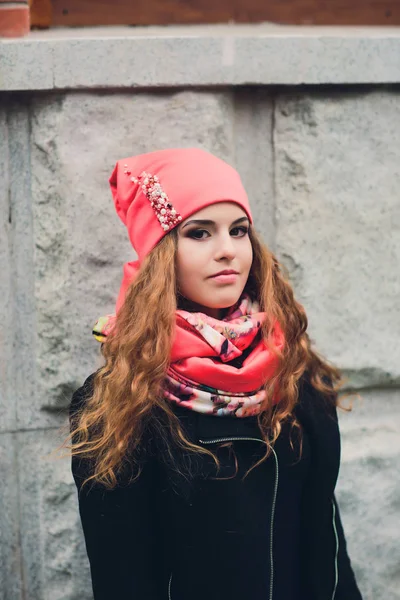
top-left (296, 372), bottom-right (338, 422)
top-left (295, 373), bottom-right (341, 490)
top-left (69, 371), bottom-right (98, 420)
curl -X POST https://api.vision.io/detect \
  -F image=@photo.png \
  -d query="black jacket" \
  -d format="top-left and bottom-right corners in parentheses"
top-left (70, 373), bottom-right (363, 600)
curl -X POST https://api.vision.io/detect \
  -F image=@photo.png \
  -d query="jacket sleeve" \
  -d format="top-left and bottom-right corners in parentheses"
top-left (333, 495), bottom-right (363, 600)
top-left (69, 374), bottom-right (165, 600)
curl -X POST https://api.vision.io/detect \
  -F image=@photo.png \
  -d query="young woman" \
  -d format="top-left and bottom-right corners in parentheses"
top-left (69, 148), bottom-right (363, 600)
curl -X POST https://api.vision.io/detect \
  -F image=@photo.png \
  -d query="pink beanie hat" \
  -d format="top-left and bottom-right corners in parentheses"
top-left (109, 148), bottom-right (253, 311)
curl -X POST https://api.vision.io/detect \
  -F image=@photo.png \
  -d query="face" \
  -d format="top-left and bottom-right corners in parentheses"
top-left (176, 202), bottom-right (253, 319)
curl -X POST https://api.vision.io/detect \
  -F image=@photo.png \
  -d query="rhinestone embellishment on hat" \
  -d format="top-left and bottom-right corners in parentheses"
top-left (124, 166), bottom-right (182, 231)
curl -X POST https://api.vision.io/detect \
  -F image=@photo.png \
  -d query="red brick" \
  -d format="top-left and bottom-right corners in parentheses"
top-left (0, 5), bottom-right (30, 37)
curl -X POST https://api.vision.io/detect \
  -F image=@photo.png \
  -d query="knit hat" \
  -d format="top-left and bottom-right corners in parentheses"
top-left (110, 148), bottom-right (253, 260)
top-left (109, 148), bottom-right (253, 312)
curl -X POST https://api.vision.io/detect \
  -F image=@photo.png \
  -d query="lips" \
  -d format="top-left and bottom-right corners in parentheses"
top-left (209, 270), bottom-right (239, 278)
top-left (208, 270), bottom-right (240, 285)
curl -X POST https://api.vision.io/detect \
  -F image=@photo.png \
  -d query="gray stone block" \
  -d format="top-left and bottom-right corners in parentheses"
top-left (0, 433), bottom-right (23, 600)
top-left (29, 90), bottom-right (234, 424)
top-left (47, 30), bottom-right (400, 90)
top-left (0, 99), bottom-right (16, 433)
top-left (274, 90), bottom-right (400, 388)
top-left (6, 100), bottom-right (38, 431)
top-left (0, 41), bottom-right (53, 91)
top-left (0, 99), bottom-right (40, 432)
top-left (17, 427), bottom-right (92, 600)
top-left (233, 89), bottom-right (275, 249)
top-left (235, 34), bottom-right (400, 85)
top-left (2, 27), bottom-right (400, 92)
top-left (52, 36), bottom-right (228, 90)
top-left (337, 388), bottom-right (400, 600)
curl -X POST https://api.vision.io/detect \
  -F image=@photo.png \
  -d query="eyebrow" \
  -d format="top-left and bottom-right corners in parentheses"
top-left (181, 216), bottom-right (250, 230)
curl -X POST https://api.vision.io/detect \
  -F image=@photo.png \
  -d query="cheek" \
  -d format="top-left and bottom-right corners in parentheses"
top-left (243, 240), bottom-right (253, 272)
top-left (176, 241), bottom-right (202, 284)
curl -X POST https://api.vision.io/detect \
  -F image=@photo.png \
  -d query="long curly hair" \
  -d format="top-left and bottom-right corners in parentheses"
top-left (67, 225), bottom-right (343, 489)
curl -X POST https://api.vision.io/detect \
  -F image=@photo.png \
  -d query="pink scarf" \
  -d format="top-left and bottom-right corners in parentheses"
top-left (93, 294), bottom-right (284, 418)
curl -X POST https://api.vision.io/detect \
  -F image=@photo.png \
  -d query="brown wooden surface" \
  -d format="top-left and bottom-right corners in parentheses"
top-left (31, 0), bottom-right (400, 28)
top-left (237, 0), bottom-right (400, 24)
top-left (30, 0), bottom-right (52, 27)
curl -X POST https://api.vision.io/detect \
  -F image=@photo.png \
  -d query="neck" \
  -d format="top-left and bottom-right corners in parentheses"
top-left (176, 295), bottom-right (229, 319)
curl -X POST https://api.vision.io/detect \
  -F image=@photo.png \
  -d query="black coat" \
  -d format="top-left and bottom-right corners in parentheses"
top-left (70, 373), bottom-right (363, 600)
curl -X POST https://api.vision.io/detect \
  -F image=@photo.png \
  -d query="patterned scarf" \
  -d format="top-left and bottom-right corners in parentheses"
top-left (93, 295), bottom-right (284, 418)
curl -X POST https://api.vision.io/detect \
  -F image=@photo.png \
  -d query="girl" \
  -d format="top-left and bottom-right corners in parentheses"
top-left (69, 148), bottom-right (363, 600)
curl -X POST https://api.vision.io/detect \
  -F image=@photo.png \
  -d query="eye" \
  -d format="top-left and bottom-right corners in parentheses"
top-left (187, 229), bottom-right (210, 240)
top-left (230, 226), bottom-right (249, 237)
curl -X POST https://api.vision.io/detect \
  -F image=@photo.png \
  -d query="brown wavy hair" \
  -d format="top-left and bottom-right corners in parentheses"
top-left (67, 225), bottom-right (344, 489)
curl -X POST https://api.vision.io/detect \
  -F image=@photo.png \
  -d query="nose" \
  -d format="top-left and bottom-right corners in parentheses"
top-left (214, 230), bottom-right (236, 261)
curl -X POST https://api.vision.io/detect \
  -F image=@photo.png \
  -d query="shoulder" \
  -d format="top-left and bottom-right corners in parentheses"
top-left (69, 371), bottom-right (98, 419)
top-left (295, 372), bottom-right (341, 473)
top-left (295, 372), bottom-right (340, 447)
top-left (296, 371), bottom-right (338, 422)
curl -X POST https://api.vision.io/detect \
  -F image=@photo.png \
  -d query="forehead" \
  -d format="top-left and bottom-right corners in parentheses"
top-left (182, 201), bottom-right (248, 223)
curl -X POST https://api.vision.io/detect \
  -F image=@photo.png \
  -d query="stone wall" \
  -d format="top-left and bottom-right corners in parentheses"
top-left (1, 85), bottom-right (399, 600)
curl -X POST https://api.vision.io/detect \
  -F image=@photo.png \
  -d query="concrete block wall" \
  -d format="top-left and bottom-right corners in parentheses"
top-left (1, 85), bottom-right (399, 599)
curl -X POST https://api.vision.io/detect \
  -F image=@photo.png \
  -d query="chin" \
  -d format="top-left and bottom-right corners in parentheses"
top-left (203, 290), bottom-right (242, 309)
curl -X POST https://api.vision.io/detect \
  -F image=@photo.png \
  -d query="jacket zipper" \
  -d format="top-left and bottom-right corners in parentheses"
top-left (168, 573), bottom-right (173, 600)
top-left (331, 499), bottom-right (339, 600)
top-left (199, 436), bottom-right (279, 600)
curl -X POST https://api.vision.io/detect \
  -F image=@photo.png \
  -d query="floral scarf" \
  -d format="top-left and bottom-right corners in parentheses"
top-left (93, 295), bottom-right (284, 418)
